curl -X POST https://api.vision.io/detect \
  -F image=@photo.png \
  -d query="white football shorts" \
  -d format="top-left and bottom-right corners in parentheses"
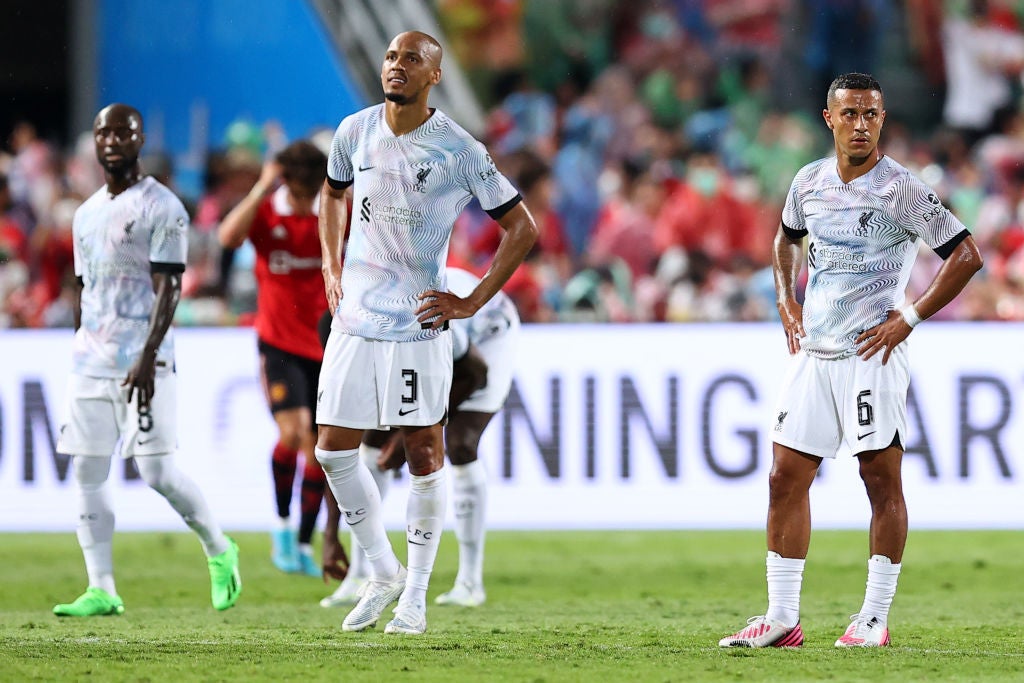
top-left (457, 319), bottom-right (519, 414)
top-left (57, 372), bottom-right (178, 458)
top-left (317, 331), bottom-right (453, 429)
top-left (771, 345), bottom-right (909, 458)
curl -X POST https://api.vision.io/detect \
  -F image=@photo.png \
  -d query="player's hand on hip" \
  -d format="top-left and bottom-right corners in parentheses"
top-left (856, 310), bottom-right (910, 365)
top-left (777, 300), bottom-right (805, 354)
top-left (416, 289), bottom-right (477, 329)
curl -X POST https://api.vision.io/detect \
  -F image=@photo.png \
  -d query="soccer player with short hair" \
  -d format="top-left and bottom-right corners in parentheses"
top-left (53, 104), bottom-right (241, 617)
top-left (320, 266), bottom-right (520, 609)
top-left (315, 31), bottom-right (537, 635)
top-left (720, 73), bottom-right (983, 648)
top-left (218, 140), bottom-right (330, 577)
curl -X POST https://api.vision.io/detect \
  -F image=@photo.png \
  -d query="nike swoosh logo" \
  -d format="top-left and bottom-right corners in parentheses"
top-left (857, 431), bottom-right (876, 441)
top-left (398, 407), bottom-right (418, 416)
top-left (137, 438), bottom-right (157, 446)
top-left (408, 540), bottom-right (427, 546)
top-left (358, 165), bottom-right (374, 171)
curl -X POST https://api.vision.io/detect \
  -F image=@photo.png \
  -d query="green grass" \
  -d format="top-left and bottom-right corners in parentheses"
top-left (1, 530), bottom-right (1022, 682)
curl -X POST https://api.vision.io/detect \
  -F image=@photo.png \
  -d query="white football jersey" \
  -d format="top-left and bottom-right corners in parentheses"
top-left (782, 155), bottom-right (969, 359)
top-left (445, 267), bottom-right (520, 360)
top-left (72, 176), bottom-right (188, 377)
top-left (328, 104), bottom-right (520, 342)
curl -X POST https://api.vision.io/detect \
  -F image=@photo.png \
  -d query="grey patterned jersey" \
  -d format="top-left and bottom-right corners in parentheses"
top-left (782, 155), bottom-right (968, 359)
top-left (328, 104), bottom-right (519, 342)
top-left (72, 177), bottom-right (188, 377)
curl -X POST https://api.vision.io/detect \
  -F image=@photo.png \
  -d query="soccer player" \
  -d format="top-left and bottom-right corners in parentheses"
top-left (320, 266), bottom-right (520, 609)
top-left (719, 73), bottom-right (982, 648)
top-left (53, 104), bottom-right (241, 617)
top-left (218, 141), bottom-right (329, 577)
top-left (315, 31), bottom-right (538, 635)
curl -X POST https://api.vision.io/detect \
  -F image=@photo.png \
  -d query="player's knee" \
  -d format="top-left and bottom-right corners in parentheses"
top-left (446, 441), bottom-right (478, 466)
top-left (135, 454), bottom-right (176, 493)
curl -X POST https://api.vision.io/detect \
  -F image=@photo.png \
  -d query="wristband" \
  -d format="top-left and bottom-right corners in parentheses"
top-left (900, 304), bottom-right (923, 328)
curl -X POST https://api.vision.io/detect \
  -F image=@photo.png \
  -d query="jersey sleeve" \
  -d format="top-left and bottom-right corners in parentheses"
top-left (149, 193), bottom-right (189, 272)
top-left (781, 173), bottom-right (807, 238)
top-left (450, 317), bottom-right (471, 360)
top-left (462, 141), bottom-right (521, 219)
top-left (247, 199), bottom-right (274, 251)
top-left (327, 116), bottom-right (356, 190)
top-left (890, 176), bottom-right (969, 258)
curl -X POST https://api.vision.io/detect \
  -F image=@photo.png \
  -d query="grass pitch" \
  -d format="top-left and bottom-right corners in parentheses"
top-left (1, 530), bottom-right (1022, 682)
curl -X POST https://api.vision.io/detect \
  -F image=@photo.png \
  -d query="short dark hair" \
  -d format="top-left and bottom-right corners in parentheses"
top-left (276, 140), bottom-right (327, 190)
top-left (827, 73), bottom-right (882, 104)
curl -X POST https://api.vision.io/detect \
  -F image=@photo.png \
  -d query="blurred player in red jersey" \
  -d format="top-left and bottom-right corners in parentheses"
top-left (218, 140), bottom-right (332, 576)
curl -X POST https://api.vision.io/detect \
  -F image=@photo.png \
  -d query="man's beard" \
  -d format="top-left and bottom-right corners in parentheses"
top-left (384, 92), bottom-right (409, 104)
top-left (101, 157), bottom-right (138, 175)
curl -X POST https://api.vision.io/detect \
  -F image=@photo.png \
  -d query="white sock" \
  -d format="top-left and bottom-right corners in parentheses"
top-left (451, 460), bottom-right (487, 587)
top-left (859, 554), bottom-right (902, 625)
top-left (400, 467), bottom-right (447, 609)
top-left (345, 443), bottom-right (391, 579)
top-left (73, 456), bottom-right (117, 595)
top-left (765, 551), bottom-right (805, 628)
top-left (315, 447), bottom-right (400, 580)
top-left (135, 454), bottom-right (229, 557)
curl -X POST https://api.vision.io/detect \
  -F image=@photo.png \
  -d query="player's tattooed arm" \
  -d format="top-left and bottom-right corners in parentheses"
top-left (857, 236), bottom-right (983, 364)
top-left (123, 271), bottom-right (181, 409)
top-left (773, 224), bottom-right (806, 354)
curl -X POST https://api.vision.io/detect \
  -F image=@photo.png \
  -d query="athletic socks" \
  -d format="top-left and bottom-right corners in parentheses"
top-left (344, 443), bottom-right (390, 578)
top-left (315, 447), bottom-right (400, 579)
top-left (400, 467), bottom-right (447, 608)
top-left (451, 460), bottom-right (487, 587)
top-left (859, 554), bottom-right (902, 624)
top-left (135, 454), bottom-right (229, 557)
top-left (298, 459), bottom-right (326, 545)
top-left (73, 456), bottom-right (117, 595)
top-left (271, 442), bottom-right (298, 519)
top-left (765, 551), bottom-right (805, 628)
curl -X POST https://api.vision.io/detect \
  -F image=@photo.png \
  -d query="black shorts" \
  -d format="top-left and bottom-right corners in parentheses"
top-left (258, 339), bottom-right (322, 414)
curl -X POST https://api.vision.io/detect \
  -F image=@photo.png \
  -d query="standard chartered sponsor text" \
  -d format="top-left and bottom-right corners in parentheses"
top-left (374, 204), bottom-right (425, 228)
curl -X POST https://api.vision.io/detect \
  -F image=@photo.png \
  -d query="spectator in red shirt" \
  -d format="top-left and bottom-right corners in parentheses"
top-left (653, 151), bottom-right (761, 267)
top-left (218, 140), bottom-right (330, 577)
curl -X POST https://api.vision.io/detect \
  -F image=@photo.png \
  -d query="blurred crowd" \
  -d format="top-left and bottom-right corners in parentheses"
top-left (4, 0), bottom-right (1024, 327)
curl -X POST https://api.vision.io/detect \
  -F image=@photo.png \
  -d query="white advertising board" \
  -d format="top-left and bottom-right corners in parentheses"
top-left (0, 324), bottom-right (1021, 531)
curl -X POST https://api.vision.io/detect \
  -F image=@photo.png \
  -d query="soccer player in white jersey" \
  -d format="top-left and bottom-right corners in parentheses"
top-left (720, 73), bottom-right (983, 649)
top-left (315, 31), bottom-right (538, 635)
top-left (53, 104), bottom-right (241, 617)
top-left (320, 266), bottom-right (521, 609)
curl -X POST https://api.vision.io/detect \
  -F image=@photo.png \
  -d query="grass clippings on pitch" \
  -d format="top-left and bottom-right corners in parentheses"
top-left (1, 530), bottom-right (1022, 682)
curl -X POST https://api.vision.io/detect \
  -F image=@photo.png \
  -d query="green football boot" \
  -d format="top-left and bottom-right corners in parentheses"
top-left (53, 587), bottom-right (125, 617)
top-left (208, 536), bottom-right (242, 611)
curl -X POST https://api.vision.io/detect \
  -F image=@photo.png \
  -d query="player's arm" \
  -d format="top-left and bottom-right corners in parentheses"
top-left (857, 236), bottom-right (983, 363)
top-left (217, 161), bottom-right (281, 248)
top-left (72, 277), bottom-right (83, 331)
top-left (123, 269), bottom-right (182, 408)
top-left (319, 179), bottom-right (351, 315)
top-left (773, 223), bottom-right (806, 354)
top-left (417, 202), bottom-right (538, 327)
top-left (321, 486), bottom-right (349, 582)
